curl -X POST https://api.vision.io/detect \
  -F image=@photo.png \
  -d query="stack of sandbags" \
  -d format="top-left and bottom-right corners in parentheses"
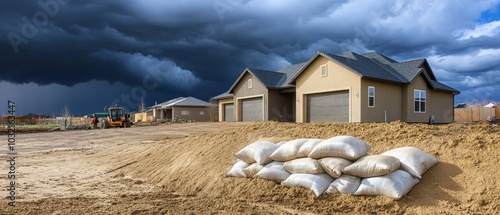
top-left (326, 147), bottom-right (437, 199)
top-left (338, 154), bottom-right (416, 200)
top-left (380, 146), bottom-right (439, 180)
top-left (304, 136), bottom-right (371, 196)
top-left (271, 139), bottom-right (334, 196)
top-left (351, 146), bottom-right (438, 199)
top-left (227, 137), bottom-right (438, 200)
top-left (227, 140), bottom-right (278, 178)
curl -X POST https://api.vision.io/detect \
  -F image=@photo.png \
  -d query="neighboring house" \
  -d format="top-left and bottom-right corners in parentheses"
top-left (151, 97), bottom-right (213, 122)
top-left (213, 51), bottom-right (460, 123)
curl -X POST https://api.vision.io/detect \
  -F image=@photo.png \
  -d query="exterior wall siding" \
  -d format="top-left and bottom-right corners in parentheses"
top-left (233, 73), bottom-right (268, 121)
top-left (172, 106), bottom-right (211, 122)
top-left (360, 79), bottom-right (403, 122)
top-left (295, 56), bottom-right (362, 123)
top-left (403, 75), bottom-right (455, 123)
top-left (429, 90), bottom-right (455, 123)
top-left (404, 75), bottom-right (431, 123)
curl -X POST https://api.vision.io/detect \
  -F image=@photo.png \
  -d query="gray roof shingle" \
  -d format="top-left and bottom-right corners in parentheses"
top-left (385, 59), bottom-right (425, 82)
top-left (324, 52), bottom-right (407, 83)
top-left (212, 92), bottom-right (233, 100)
top-left (248, 68), bottom-right (285, 88)
top-left (431, 80), bottom-right (459, 92)
top-left (228, 62), bottom-right (307, 92)
top-left (361, 52), bottom-right (399, 64)
top-left (276, 62), bottom-right (308, 87)
top-left (154, 97), bottom-right (210, 108)
top-left (227, 51), bottom-right (459, 95)
top-left (291, 51), bottom-right (459, 93)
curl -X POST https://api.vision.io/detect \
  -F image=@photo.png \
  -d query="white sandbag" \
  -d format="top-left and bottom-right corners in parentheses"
top-left (226, 160), bottom-right (250, 178)
top-left (283, 158), bottom-right (325, 174)
top-left (242, 163), bottom-right (264, 178)
top-left (254, 161), bottom-right (291, 183)
top-left (381, 146), bottom-right (438, 179)
top-left (325, 174), bottom-right (361, 194)
top-left (308, 136), bottom-right (371, 160)
top-left (343, 155), bottom-right (400, 178)
top-left (318, 157), bottom-right (353, 178)
top-left (276, 141), bottom-right (287, 147)
top-left (234, 141), bottom-right (279, 165)
top-left (296, 139), bottom-right (324, 158)
top-left (270, 139), bottom-right (309, 161)
top-left (354, 170), bottom-right (419, 200)
top-left (281, 173), bottom-right (334, 197)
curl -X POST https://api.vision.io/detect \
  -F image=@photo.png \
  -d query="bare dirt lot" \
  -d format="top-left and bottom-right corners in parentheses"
top-left (1, 122), bottom-right (499, 214)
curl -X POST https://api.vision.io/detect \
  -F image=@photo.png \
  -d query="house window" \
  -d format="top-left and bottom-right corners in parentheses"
top-left (321, 64), bottom-right (328, 77)
top-left (248, 79), bottom-right (253, 88)
top-left (181, 110), bottom-right (190, 115)
top-left (414, 89), bottom-right (426, 113)
top-left (368, 86), bottom-right (375, 107)
top-left (199, 111), bottom-right (205, 115)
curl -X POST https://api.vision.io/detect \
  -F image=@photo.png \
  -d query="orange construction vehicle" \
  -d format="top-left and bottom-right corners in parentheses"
top-left (98, 105), bottom-right (132, 128)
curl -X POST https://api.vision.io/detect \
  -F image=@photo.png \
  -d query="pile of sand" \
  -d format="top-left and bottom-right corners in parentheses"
top-left (3, 122), bottom-right (498, 214)
top-left (104, 121), bottom-right (499, 214)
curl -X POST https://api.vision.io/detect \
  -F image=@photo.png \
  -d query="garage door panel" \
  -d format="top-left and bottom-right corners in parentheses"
top-left (241, 97), bottom-right (263, 122)
top-left (224, 103), bottom-right (235, 122)
top-left (307, 91), bottom-right (349, 123)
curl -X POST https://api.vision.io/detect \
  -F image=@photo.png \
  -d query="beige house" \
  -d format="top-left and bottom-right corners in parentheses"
top-left (213, 51), bottom-right (459, 123)
top-left (149, 97), bottom-right (212, 122)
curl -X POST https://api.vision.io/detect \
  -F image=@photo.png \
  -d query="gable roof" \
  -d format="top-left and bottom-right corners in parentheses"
top-left (228, 62), bottom-right (307, 92)
top-left (327, 52), bottom-right (407, 83)
top-left (361, 52), bottom-right (399, 64)
top-left (153, 97), bottom-right (210, 109)
top-left (211, 92), bottom-right (233, 100)
top-left (289, 51), bottom-right (460, 93)
top-left (276, 62), bottom-right (308, 88)
top-left (249, 69), bottom-right (285, 88)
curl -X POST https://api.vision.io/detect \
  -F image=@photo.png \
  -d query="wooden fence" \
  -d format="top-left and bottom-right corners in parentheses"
top-left (454, 107), bottom-right (497, 122)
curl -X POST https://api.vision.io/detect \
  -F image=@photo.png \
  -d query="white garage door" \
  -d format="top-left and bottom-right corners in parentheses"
top-left (223, 103), bottom-right (235, 122)
top-left (307, 91), bottom-right (349, 123)
top-left (241, 97), bottom-right (263, 122)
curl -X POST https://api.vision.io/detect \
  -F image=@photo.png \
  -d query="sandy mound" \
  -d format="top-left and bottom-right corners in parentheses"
top-left (102, 121), bottom-right (499, 214)
top-left (2, 122), bottom-right (498, 214)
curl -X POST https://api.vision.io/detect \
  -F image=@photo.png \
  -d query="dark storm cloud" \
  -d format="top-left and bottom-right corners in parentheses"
top-left (1, 0), bottom-right (335, 91)
top-left (1, 0), bottom-right (500, 110)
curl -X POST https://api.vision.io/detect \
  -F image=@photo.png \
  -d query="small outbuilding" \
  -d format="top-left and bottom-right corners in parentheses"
top-left (151, 97), bottom-right (214, 122)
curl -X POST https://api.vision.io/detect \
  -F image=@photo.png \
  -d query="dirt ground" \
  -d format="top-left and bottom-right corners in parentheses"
top-left (0, 121), bottom-right (499, 214)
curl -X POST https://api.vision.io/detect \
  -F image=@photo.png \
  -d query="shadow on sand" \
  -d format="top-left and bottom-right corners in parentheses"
top-left (398, 161), bottom-right (463, 207)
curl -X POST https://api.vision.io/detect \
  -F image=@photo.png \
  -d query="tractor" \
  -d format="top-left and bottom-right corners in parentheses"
top-left (95, 105), bottom-right (132, 128)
